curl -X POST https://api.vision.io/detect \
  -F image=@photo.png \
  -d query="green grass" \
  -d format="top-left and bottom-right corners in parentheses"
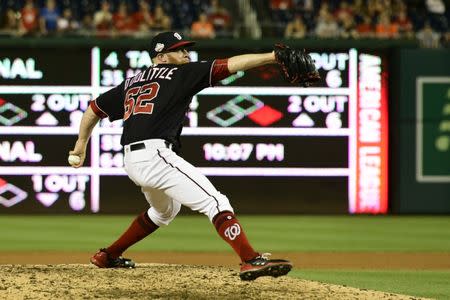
top-left (0, 215), bottom-right (449, 252)
top-left (290, 269), bottom-right (450, 300)
top-left (1, 215), bottom-right (449, 299)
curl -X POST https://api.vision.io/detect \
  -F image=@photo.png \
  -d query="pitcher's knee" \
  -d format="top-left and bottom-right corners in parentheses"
top-left (202, 193), bottom-right (234, 222)
top-left (147, 201), bottom-right (181, 226)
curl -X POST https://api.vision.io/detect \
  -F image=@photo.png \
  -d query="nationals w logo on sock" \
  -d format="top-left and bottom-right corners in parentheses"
top-left (224, 224), bottom-right (241, 240)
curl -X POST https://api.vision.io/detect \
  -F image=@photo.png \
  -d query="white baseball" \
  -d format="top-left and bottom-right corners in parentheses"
top-left (68, 155), bottom-right (81, 165)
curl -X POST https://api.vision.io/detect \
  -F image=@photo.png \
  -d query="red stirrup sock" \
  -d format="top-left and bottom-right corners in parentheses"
top-left (213, 211), bottom-right (259, 262)
top-left (106, 211), bottom-right (159, 258)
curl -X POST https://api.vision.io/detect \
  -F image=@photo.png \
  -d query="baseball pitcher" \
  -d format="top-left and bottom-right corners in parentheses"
top-left (69, 31), bottom-right (319, 280)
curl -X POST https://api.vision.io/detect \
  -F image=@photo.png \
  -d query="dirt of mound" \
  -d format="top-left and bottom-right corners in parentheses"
top-left (0, 264), bottom-right (428, 300)
top-left (1, 251), bottom-right (448, 269)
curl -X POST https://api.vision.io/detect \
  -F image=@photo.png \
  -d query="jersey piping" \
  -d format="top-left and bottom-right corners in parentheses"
top-left (156, 149), bottom-right (221, 214)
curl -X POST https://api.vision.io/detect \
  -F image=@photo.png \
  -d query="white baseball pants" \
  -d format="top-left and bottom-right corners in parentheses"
top-left (123, 139), bottom-right (234, 227)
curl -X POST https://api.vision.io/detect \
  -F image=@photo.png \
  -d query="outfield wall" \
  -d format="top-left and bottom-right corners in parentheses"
top-left (390, 49), bottom-right (450, 213)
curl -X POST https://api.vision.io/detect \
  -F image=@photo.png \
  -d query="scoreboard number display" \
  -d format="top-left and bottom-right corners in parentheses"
top-left (0, 47), bottom-right (388, 214)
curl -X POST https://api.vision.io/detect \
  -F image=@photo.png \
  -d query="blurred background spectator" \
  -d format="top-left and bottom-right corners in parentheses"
top-left (94, 0), bottom-right (113, 35)
top-left (394, 9), bottom-right (414, 38)
top-left (334, 1), bottom-right (353, 25)
top-left (284, 14), bottom-right (306, 39)
top-left (191, 12), bottom-right (215, 39)
top-left (442, 31), bottom-right (450, 47)
top-left (270, 0), bottom-right (294, 25)
top-left (416, 21), bottom-right (441, 48)
top-left (19, 0), bottom-right (39, 36)
top-left (112, 2), bottom-right (137, 36)
top-left (207, 0), bottom-right (231, 37)
top-left (0, 8), bottom-right (19, 35)
top-left (151, 4), bottom-right (171, 31)
top-left (315, 11), bottom-right (340, 38)
top-left (375, 12), bottom-right (399, 39)
top-left (356, 14), bottom-right (375, 38)
top-left (40, 0), bottom-right (60, 35)
top-left (79, 13), bottom-right (94, 35)
top-left (57, 8), bottom-right (80, 35)
top-left (425, 0), bottom-right (447, 32)
top-left (293, 0), bottom-right (315, 32)
top-left (351, 0), bottom-right (366, 24)
top-left (340, 15), bottom-right (358, 39)
top-left (133, 0), bottom-right (153, 33)
top-left (0, 0), bottom-right (447, 48)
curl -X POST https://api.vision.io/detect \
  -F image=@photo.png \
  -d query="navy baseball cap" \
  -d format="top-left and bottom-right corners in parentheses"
top-left (150, 31), bottom-right (196, 58)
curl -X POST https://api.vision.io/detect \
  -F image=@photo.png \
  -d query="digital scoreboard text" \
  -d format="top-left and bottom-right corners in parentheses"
top-left (0, 47), bottom-right (388, 214)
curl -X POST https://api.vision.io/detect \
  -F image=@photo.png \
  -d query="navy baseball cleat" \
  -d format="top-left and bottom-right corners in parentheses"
top-left (90, 248), bottom-right (135, 269)
top-left (239, 253), bottom-right (292, 281)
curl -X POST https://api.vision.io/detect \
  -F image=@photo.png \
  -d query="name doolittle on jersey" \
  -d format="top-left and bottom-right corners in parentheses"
top-left (124, 67), bottom-right (178, 90)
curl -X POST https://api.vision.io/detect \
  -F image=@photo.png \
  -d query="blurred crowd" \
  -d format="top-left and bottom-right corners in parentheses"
top-left (0, 0), bottom-right (232, 38)
top-left (0, 0), bottom-right (448, 48)
top-left (274, 0), bottom-right (448, 48)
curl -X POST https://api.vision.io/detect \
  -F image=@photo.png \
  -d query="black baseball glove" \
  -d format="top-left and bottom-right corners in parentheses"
top-left (274, 44), bottom-right (321, 87)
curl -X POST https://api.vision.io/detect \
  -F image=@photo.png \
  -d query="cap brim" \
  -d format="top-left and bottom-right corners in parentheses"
top-left (167, 41), bottom-right (196, 51)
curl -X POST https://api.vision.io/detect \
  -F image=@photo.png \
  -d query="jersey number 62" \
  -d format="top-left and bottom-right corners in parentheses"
top-left (123, 82), bottom-right (160, 121)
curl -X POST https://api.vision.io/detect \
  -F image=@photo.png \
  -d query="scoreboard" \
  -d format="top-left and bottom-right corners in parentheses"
top-left (0, 46), bottom-right (388, 214)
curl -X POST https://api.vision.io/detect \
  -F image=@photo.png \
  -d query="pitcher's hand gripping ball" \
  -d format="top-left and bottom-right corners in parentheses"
top-left (274, 44), bottom-right (321, 87)
top-left (68, 154), bottom-right (81, 166)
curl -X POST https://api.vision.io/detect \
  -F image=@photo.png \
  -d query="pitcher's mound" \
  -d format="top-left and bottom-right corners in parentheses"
top-left (0, 264), bottom-right (424, 299)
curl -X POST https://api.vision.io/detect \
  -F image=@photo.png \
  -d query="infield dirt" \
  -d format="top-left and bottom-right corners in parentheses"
top-left (1, 251), bottom-right (448, 269)
top-left (1, 251), bottom-right (443, 299)
top-left (0, 264), bottom-right (429, 300)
